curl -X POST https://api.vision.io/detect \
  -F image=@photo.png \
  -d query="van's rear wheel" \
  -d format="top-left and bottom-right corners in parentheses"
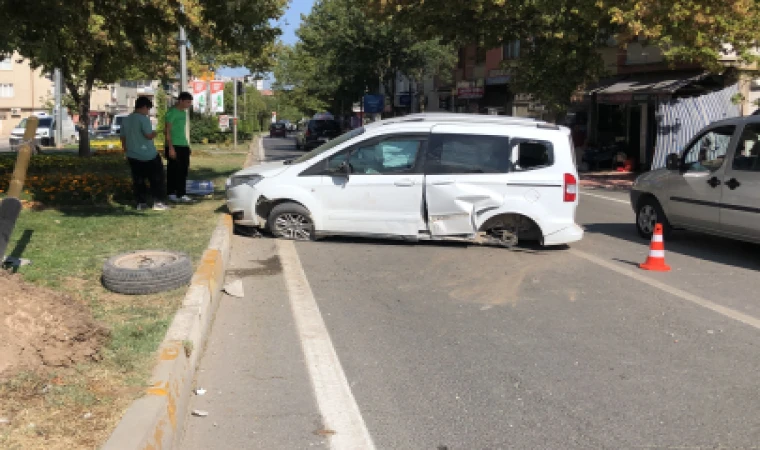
top-left (636, 197), bottom-right (671, 239)
top-left (267, 203), bottom-right (314, 241)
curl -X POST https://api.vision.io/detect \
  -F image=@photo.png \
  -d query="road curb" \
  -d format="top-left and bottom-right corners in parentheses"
top-left (100, 214), bottom-right (234, 450)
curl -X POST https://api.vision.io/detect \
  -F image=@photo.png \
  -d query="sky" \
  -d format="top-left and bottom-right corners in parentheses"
top-left (216, 0), bottom-right (316, 82)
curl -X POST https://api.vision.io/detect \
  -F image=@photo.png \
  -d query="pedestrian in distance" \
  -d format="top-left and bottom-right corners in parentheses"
top-left (165, 91), bottom-right (194, 203)
top-left (120, 96), bottom-right (169, 211)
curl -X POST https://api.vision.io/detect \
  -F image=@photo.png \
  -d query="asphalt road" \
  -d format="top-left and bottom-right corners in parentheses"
top-left (180, 136), bottom-right (760, 449)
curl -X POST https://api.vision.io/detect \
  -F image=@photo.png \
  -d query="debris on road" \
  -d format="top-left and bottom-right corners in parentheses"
top-left (192, 410), bottom-right (209, 417)
top-left (223, 279), bottom-right (244, 298)
top-left (194, 388), bottom-right (207, 396)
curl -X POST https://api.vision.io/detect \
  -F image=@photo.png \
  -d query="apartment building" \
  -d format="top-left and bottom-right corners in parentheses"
top-left (0, 52), bottom-right (54, 137)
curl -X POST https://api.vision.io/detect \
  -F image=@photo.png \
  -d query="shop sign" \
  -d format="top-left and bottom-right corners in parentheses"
top-left (457, 87), bottom-right (484, 99)
top-left (363, 94), bottom-right (385, 113)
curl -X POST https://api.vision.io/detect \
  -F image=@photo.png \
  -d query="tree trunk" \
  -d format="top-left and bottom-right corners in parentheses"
top-left (77, 92), bottom-right (91, 157)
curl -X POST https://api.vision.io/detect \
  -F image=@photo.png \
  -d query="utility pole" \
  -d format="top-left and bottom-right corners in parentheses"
top-left (54, 68), bottom-right (62, 148)
top-left (179, 3), bottom-right (189, 142)
top-left (233, 78), bottom-right (238, 149)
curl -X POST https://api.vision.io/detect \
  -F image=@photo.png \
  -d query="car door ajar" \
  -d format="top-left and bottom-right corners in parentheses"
top-left (720, 123), bottom-right (760, 241)
top-left (666, 125), bottom-right (736, 232)
top-left (312, 135), bottom-right (426, 236)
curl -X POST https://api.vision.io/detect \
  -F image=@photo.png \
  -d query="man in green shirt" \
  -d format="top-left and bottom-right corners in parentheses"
top-left (164, 91), bottom-right (194, 203)
top-left (120, 96), bottom-right (168, 211)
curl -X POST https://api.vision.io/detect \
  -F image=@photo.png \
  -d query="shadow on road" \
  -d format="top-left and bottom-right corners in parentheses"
top-left (584, 222), bottom-right (760, 271)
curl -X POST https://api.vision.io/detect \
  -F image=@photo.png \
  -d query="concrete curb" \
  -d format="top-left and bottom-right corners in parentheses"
top-left (101, 214), bottom-right (234, 450)
top-left (243, 134), bottom-right (265, 168)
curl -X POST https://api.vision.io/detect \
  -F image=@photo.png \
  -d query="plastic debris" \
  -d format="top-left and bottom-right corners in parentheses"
top-left (223, 279), bottom-right (244, 298)
top-left (194, 388), bottom-right (207, 396)
top-left (83, 412), bottom-right (93, 420)
top-left (192, 410), bottom-right (209, 417)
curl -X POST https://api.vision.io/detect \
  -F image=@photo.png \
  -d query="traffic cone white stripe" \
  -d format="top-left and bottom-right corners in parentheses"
top-left (652, 234), bottom-right (663, 243)
top-left (649, 250), bottom-right (665, 258)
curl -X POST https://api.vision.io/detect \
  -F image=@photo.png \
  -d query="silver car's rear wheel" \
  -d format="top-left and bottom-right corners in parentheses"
top-left (268, 203), bottom-right (314, 241)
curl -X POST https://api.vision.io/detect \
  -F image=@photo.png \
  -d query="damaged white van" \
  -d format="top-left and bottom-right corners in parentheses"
top-left (226, 113), bottom-right (583, 247)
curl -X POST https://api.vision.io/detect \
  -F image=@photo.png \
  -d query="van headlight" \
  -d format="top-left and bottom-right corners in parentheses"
top-left (230, 174), bottom-right (263, 187)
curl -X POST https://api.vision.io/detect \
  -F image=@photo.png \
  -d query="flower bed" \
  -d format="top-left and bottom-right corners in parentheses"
top-left (0, 154), bottom-right (133, 205)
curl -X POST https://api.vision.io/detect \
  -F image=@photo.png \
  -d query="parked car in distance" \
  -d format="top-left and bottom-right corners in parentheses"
top-left (9, 111), bottom-right (78, 150)
top-left (295, 118), bottom-right (342, 150)
top-left (110, 114), bottom-right (128, 136)
top-left (631, 115), bottom-right (760, 244)
top-left (93, 125), bottom-right (114, 139)
top-left (226, 113), bottom-right (583, 247)
top-left (269, 122), bottom-right (288, 138)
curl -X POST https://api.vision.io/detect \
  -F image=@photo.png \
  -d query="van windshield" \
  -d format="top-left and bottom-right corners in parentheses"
top-left (292, 127), bottom-right (365, 164)
top-left (16, 117), bottom-right (52, 128)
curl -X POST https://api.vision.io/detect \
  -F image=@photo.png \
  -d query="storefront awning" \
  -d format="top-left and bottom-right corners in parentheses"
top-left (591, 71), bottom-right (710, 103)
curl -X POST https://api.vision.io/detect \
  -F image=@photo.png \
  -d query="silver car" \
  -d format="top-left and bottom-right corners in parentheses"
top-left (631, 115), bottom-right (760, 243)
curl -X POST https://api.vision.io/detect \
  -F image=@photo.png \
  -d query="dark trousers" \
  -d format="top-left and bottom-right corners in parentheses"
top-left (166, 146), bottom-right (191, 197)
top-left (127, 155), bottom-right (165, 204)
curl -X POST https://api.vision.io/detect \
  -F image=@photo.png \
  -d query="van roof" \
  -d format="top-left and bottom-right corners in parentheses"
top-left (367, 113), bottom-right (563, 131)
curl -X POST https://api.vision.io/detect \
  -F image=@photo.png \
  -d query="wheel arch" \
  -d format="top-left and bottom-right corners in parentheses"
top-left (477, 212), bottom-right (544, 243)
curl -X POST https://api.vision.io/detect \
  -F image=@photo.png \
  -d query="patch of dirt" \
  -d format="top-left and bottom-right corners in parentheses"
top-left (0, 271), bottom-right (109, 380)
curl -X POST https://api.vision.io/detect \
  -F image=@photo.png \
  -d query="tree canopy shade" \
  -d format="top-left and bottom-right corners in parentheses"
top-left (365, 0), bottom-right (760, 114)
top-left (273, 0), bottom-right (456, 117)
top-left (0, 0), bottom-right (286, 155)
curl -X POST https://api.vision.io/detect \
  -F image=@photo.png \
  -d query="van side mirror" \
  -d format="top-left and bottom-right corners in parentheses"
top-left (666, 153), bottom-right (681, 171)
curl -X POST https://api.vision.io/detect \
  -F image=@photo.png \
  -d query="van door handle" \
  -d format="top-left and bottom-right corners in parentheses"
top-left (707, 176), bottom-right (721, 188)
top-left (394, 179), bottom-right (414, 187)
top-left (431, 180), bottom-right (455, 185)
top-left (725, 178), bottom-right (741, 190)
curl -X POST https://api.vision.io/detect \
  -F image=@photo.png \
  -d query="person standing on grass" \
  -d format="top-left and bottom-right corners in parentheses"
top-left (120, 96), bottom-right (168, 211)
top-left (164, 91), bottom-right (194, 203)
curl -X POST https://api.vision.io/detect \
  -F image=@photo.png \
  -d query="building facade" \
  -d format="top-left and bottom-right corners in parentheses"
top-left (0, 53), bottom-right (54, 137)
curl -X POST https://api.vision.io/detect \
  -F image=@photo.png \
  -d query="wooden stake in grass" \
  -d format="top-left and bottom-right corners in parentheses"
top-left (0, 116), bottom-right (38, 259)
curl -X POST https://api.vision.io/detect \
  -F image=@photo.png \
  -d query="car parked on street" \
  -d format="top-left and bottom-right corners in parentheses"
top-left (631, 115), bottom-right (760, 243)
top-left (269, 122), bottom-right (288, 138)
top-left (295, 118), bottom-right (342, 150)
top-left (93, 125), bottom-right (114, 139)
top-left (227, 113), bottom-right (583, 247)
top-left (9, 111), bottom-right (78, 151)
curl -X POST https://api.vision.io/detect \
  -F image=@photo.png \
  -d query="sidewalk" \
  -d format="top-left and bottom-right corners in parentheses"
top-left (579, 170), bottom-right (637, 191)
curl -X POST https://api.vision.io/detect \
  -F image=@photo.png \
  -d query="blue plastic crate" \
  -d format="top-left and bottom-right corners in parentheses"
top-left (185, 180), bottom-right (214, 196)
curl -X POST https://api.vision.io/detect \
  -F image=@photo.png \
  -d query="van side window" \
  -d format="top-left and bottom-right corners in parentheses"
top-left (511, 140), bottom-right (554, 171)
top-left (682, 126), bottom-right (735, 172)
top-left (425, 134), bottom-right (511, 174)
top-left (733, 124), bottom-right (760, 172)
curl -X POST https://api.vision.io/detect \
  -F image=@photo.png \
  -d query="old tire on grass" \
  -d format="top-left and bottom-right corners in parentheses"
top-left (102, 250), bottom-right (193, 295)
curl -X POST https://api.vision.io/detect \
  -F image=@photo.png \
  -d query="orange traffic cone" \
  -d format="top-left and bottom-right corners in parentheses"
top-left (640, 223), bottom-right (671, 272)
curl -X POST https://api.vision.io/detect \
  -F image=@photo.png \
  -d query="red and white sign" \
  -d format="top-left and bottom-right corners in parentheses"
top-left (219, 114), bottom-right (229, 131)
top-left (210, 81), bottom-right (225, 113)
top-left (191, 80), bottom-right (207, 112)
top-left (457, 87), bottom-right (484, 99)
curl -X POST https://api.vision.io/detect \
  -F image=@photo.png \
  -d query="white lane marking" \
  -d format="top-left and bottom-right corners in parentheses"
top-left (570, 248), bottom-right (760, 331)
top-left (277, 240), bottom-right (376, 450)
top-left (581, 190), bottom-right (630, 205)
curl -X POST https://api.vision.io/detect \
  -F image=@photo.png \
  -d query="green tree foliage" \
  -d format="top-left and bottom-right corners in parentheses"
top-left (274, 0), bottom-right (456, 118)
top-left (0, 0), bottom-right (286, 156)
top-left (367, 0), bottom-right (760, 115)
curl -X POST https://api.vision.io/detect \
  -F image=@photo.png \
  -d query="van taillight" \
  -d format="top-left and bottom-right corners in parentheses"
top-left (564, 173), bottom-right (577, 202)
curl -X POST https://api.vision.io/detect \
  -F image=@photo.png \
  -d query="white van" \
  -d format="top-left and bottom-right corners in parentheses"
top-left (226, 113), bottom-right (583, 247)
top-left (9, 111), bottom-right (77, 150)
top-left (111, 114), bottom-right (129, 135)
top-left (631, 115), bottom-right (760, 243)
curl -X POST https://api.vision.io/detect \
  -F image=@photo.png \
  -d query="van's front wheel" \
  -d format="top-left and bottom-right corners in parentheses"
top-left (267, 203), bottom-right (314, 241)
